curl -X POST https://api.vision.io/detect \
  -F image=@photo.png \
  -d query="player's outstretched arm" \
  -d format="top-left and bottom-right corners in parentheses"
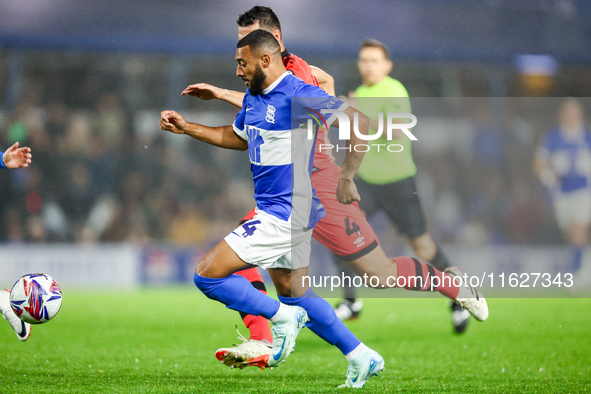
top-left (337, 107), bottom-right (369, 205)
top-left (0, 142), bottom-right (32, 169)
top-left (181, 83), bottom-right (246, 109)
top-left (160, 110), bottom-right (248, 151)
top-left (310, 66), bottom-right (335, 96)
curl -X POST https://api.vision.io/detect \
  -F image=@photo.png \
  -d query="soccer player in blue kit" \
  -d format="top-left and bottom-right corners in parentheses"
top-left (180, 7), bottom-right (487, 371)
top-left (0, 142), bottom-right (33, 341)
top-left (160, 30), bottom-right (385, 388)
top-left (534, 98), bottom-right (591, 277)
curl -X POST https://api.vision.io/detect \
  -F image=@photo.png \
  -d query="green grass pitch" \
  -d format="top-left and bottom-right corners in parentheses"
top-left (1, 287), bottom-right (590, 393)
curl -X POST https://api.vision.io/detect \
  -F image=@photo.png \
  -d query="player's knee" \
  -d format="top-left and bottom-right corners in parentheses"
top-left (194, 259), bottom-right (210, 277)
top-left (195, 250), bottom-right (218, 277)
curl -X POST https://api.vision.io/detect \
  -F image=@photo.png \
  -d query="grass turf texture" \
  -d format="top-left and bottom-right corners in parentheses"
top-left (1, 287), bottom-right (589, 393)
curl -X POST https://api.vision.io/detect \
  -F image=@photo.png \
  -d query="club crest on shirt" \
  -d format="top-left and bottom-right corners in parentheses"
top-left (266, 105), bottom-right (276, 124)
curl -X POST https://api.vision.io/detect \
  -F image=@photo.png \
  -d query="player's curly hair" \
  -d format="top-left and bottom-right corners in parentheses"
top-left (237, 6), bottom-right (282, 33)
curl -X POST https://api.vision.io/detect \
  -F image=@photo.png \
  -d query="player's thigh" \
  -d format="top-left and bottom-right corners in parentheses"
top-left (564, 192), bottom-right (590, 245)
top-left (552, 189), bottom-right (591, 233)
top-left (271, 226), bottom-right (313, 297)
top-left (226, 211), bottom-right (300, 270)
top-left (313, 193), bottom-right (380, 261)
top-left (572, 189), bottom-right (591, 228)
top-left (196, 239), bottom-right (250, 278)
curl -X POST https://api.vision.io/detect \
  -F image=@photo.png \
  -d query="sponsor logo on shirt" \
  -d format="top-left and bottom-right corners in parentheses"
top-left (266, 105), bottom-right (276, 124)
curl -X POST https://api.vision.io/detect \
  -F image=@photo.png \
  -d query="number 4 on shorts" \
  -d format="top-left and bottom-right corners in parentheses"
top-left (241, 220), bottom-right (261, 237)
top-left (345, 217), bottom-right (361, 236)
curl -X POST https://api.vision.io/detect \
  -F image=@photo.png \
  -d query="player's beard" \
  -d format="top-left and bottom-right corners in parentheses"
top-left (247, 64), bottom-right (266, 96)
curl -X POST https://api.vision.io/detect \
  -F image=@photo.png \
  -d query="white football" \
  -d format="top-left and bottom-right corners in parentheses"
top-left (9, 273), bottom-right (62, 324)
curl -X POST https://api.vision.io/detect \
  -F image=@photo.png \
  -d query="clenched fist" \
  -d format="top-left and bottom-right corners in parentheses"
top-left (336, 177), bottom-right (361, 205)
top-left (160, 110), bottom-right (188, 134)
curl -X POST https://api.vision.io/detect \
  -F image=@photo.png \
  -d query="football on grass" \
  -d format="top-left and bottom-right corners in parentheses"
top-left (10, 273), bottom-right (62, 324)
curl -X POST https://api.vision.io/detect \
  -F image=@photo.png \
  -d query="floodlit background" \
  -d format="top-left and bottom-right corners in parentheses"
top-left (0, 0), bottom-right (590, 290)
top-left (1, 2), bottom-right (590, 393)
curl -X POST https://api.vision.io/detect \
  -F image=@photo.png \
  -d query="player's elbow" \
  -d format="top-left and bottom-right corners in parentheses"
top-left (323, 74), bottom-right (335, 95)
top-left (236, 140), bottom-right (248, 151)
top-left (356, 112), bottom-right (370, 135)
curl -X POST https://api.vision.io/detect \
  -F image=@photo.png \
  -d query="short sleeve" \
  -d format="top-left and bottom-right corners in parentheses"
top-left (292, 83), bottom-right (349, 127)
top-left (0, 152), bottom-right (5, 169)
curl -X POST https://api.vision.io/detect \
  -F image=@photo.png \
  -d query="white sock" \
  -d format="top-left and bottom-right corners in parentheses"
top-left (345, 343), bottom-right (368, 362)
top-left (270, 303), bottom-right (286, 323)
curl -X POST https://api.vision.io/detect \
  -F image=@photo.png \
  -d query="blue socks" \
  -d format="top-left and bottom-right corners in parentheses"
top-left (194, 274), bottom-right (361, 355)
top-left (278, 288), bottom-right (361, 355)
top-left (194, 273), bottom-right (280, 319)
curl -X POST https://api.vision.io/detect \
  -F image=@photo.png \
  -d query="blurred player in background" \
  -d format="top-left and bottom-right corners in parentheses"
top-left (183, 7), bottom-right (487, 369)
top-left (534, 98), bottom-right (591, 277)
top-left (332, 39), bottom-right (471, 333)
top-left (0, 142), bottom-right (33, 341)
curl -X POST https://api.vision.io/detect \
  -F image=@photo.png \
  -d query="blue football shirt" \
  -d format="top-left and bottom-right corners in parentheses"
top-left (232, 72), bottom-right (347, 229)
top-left (538, 127), bottom-right (591, 192)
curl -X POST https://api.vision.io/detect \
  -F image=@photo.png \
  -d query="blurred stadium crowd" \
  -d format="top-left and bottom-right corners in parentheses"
top-left (0, 51), bottom-right (573, 246)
